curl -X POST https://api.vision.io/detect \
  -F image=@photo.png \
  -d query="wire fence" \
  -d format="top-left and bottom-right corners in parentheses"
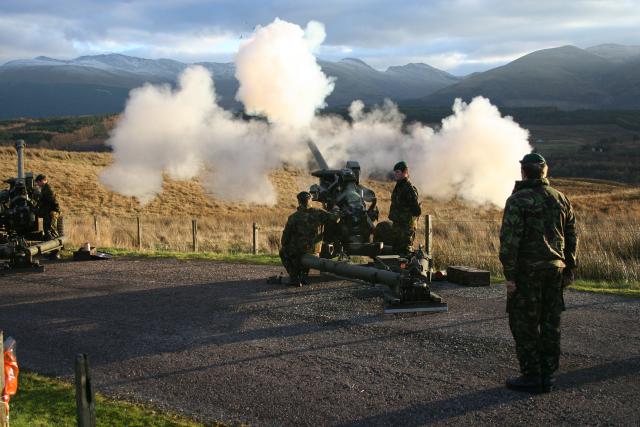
top-left (62, 214), bottom-right (640, 282)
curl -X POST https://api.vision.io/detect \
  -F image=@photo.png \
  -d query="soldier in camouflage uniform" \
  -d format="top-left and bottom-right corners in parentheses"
top-left (35, 174), bottom-right (60, 239)
top-left (389, 161), bottom-right (422, 256)
top-left (280, 191), bottom-right (339, 286)
top-left (499, 153), bottom-right (578, 393)
top-left (35, 174), bottom-right (61, 259)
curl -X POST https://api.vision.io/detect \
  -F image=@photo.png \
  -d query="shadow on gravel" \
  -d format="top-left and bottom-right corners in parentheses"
top-left (0, 277), bottom-right (349, 370)
top-left (102, 314), bottom-right (507, 389)
top-left (339, 356), bottom-right (640, 426)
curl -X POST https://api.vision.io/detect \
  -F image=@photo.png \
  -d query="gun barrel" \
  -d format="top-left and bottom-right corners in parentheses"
top-left (15, 139), bottom-right (25, 180)
top-left (25, 236), bottom-right (67, 256)
top-left (301, 253), bottom-right (403, 287)
top-left (307, 140), bottom-right (329, 170)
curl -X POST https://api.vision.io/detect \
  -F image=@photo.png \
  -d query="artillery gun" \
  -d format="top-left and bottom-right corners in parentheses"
top-left (302, 141), bottom-right (446, 313)
top-left (0, 140), bottom-right (66, 271)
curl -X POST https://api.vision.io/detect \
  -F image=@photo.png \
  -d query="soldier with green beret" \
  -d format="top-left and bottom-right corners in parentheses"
top-left (500, 153), bottom-right (578, 393)
top-left (35, 174), bottom-right (61, 259)
top-left (389, 161), bottom-right (422, 256)
top-left (280, 191), bottom-right (339, 286)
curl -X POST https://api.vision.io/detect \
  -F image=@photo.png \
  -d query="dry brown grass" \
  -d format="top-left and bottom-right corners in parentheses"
top-left (2, 147), bottom-right (639, 282)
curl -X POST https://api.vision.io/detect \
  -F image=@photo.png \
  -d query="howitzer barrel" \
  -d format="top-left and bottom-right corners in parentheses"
top-left (15, 139), bottom-right (25, 180)
top-left (25, 236), bottom-right (67, 256)
top-left (307, 140), bottom-right (329, 170)
top-left (301, 253), bottom-right (403, 287)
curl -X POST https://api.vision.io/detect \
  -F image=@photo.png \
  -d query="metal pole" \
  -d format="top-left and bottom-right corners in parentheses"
top-left (15, 140), bottom-right (25, 180)
top-left (252, 223), bottom-right (259, 255)
top-left (136, 217), bottom-right (142, 250)
top-left (425, 214), bottom-right (432, 257)
top-left (75, 354), bottom-right (96, 427)
top-left (93, 216), bottom-right (99, 243)
top-left (192, 219), bottom-right (198, 252)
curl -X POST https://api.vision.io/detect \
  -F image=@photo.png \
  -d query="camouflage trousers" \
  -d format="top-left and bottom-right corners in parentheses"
top-left (507, 267), bottom-right (565, 378)
top-left (391, 221), bottom-right (416, 256)
top-left (279, 248), bottom-right (309, 283)
top-left (43, 211), bottom-right (60, 239)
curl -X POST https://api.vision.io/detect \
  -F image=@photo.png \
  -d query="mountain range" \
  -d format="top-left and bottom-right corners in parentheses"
top-left (0, 43), bottom-right (638, 119)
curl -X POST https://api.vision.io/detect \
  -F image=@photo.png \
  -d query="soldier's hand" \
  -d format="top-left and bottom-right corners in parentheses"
top-left (561, 269), bottom-right (575, 288)
top-left (505, 280), bottom-right (517, 297)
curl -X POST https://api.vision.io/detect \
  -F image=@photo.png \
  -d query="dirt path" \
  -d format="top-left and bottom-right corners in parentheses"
top-left (1, 258), bottom-right (639, 426)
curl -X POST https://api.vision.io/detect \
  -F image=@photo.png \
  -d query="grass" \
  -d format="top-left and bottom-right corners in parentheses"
top-left (8, 371), bottom-right (209, 427)
top-left (570, 279), bottom-right (640, 297)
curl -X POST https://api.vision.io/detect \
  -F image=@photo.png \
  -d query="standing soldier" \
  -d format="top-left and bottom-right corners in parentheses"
top-left (500, 153), bottom-right (578, 393)
top-left (280, 191), bottom-right (338, 286)
top-left (389, 161), bottom-right (421, 256)
top-left (35, 174), bottom-right (61, 241)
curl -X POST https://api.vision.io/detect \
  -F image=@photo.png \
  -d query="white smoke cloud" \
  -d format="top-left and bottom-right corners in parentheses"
top-left (101, 17), bottom-right (531, 208)
top-left (101, 18), bottom-right (333, 205)
top-left (311, 97), bottom-right (530, 206)
top-left (100, 65), bottom-right (281, 204)
top-left (234, 18), bottom-right (335, 128)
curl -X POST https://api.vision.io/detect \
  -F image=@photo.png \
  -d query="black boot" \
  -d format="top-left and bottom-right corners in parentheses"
top-left (300, 274), bottom-right (309, 286)
top-left (506, 375), bottom-right (541, 393)
top-left (287, 276), bottom-right (302, 287)
top-left (541, 375), bottom-right (556, 393)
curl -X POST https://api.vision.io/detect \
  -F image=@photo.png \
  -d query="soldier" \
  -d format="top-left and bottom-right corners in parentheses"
top-left (280, 191), bottom-right (338, 286)
top-left (388, 161), bottom-right (421, 256)
top-left (500, 153), bottom-right (578, 393)
top-left (35, 174), bottom-right (61, 241)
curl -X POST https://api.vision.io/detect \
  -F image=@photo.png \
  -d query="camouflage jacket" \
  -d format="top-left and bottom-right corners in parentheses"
top-left (389, 178), bottom-right (421, 225)
top-left (499, 178), bottom-right (578, 281)
top-left (281, 206), bottom-right (338, 254)
top-left (37, 183), bottom-right (60, 215)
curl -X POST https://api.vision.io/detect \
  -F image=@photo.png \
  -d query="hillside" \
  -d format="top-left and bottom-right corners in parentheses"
top-left (1, 147), bottom-right (638, 222)
top-left (0, 54), bottom-right (458, 119)
top-left (410, 45), bottom-right (640, 110)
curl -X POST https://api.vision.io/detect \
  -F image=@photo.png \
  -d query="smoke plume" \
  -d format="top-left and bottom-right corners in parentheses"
top-left (101, 18), bottom-right (531, 208)
top-left (235, 19), bottom-right (334, 128)
top-left (310, 97), bottom-right (530, 205)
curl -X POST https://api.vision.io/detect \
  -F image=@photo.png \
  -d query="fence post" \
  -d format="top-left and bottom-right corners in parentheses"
top-left (425, 214), bottom-right (432, 257)
top-left (75, 354), bottom-right (96, 427)
top-left (0, 330), bottom-right (6, 427)
top-left (136, 217), bottom-right (142, 250)
top-left (192, 219), bottom-right (198, 252)
top-left (252, 222), bottom-right (259, 255)
top-left (93, 216), bottom-right (99, 244)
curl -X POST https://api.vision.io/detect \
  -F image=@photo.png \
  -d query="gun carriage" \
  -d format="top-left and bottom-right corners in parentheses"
top-left (0, 140), bottom-right (66, 271)
top-left (301, 141), bottom-right (446, 313)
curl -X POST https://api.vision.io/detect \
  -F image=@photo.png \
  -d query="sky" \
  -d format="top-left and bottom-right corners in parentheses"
top-left (1, 0), bottom-right (640, 75)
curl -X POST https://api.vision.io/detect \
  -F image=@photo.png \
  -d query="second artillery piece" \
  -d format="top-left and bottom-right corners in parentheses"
top-left (302, 141), bottom-right (447, 313)
top-left (0, 140), bottom-right (66, 271)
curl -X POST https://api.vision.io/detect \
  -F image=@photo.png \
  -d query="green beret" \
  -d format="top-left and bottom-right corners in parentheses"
top-left (393, 161), bottom-right (408, 172)
top-left (519, 153), bottom-right (546, 164)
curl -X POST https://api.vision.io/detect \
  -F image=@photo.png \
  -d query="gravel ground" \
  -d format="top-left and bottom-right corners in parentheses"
top-left (0, 258), bottom-right (639, 426)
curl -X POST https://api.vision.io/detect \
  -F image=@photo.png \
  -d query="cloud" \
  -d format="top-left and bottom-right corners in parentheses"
top-left (2, 1), bottom-right (640, 72)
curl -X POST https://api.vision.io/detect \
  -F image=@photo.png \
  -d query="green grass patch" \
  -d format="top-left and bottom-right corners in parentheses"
top-left (94, 247), bottom-right (282, 266)
top-left (470, 273), bottom-right (639, 297)
top-left (570, 279), bottom-right (640, 297)
top-left (9, 371), bottom-right (208, 427)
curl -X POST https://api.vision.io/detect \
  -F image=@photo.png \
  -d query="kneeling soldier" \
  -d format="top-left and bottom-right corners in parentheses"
top-left (280, 191), bottom-right (338, 286)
